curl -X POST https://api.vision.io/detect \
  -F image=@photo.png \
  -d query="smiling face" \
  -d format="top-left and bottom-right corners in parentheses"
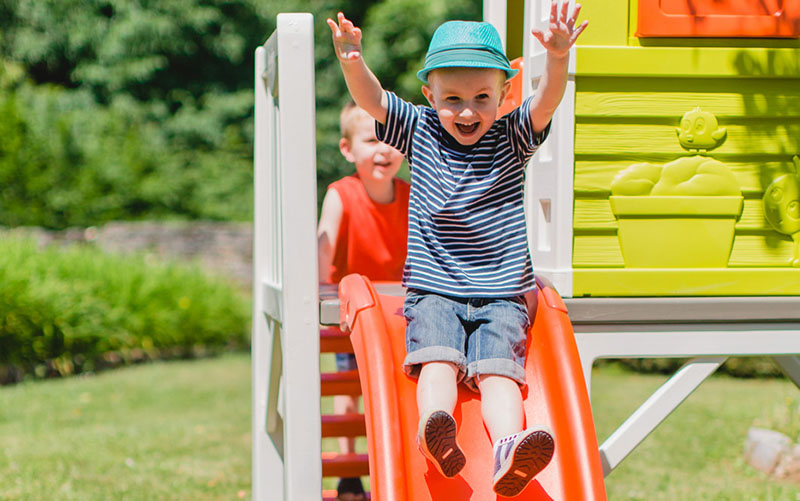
top-left (422, 67), bottom-right (511, 146)
top-left (677, 108), bottom-right (723, 150)
top-left (340, 111), bottom-right (404, 183)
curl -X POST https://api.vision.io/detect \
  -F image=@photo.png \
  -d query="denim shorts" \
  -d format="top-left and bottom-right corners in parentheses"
top-left (335, 352), bottom-right (357, 371)
top-left (402, 288), bottom-right (530, 392)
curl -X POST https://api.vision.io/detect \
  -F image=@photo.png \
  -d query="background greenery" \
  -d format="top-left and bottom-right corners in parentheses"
top-left (0, 0), bottom-right (481, 229)
top-left (0, 236), bottom-right (250, 384)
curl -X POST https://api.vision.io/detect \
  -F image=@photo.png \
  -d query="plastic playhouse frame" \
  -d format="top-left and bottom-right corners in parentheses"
top-left (252, 13), bottom-right (321, 500)
top-left (252, 3), bottom-right (800, 500)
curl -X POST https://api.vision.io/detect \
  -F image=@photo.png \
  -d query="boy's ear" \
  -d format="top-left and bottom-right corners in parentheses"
top-left (339, 137), bottom-right (355, 163)
top-left (421, 85), bottom-right (436, 109)
top-left (497, 79), bottom-right (512, 107)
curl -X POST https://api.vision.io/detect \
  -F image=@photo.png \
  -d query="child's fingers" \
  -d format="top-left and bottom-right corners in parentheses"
top-left (338, 12), bottom-right (355, 32)
top-left (571, 20), bottom-right (588, 41)
top-left (326, 17), bottom-right (340, 35)
top-left (568, 4), bottom-right (583, 29)
top-left (531, 29), bottom-right (549, 46)
top-left (560, 0), bottom-right (569, 23)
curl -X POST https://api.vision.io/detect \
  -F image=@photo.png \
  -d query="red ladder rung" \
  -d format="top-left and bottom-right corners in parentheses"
top-left (321, 413), bottom-right (366, 438)
top-left (320, 327), bottom-right (354, 354)
top-left (321, 451), bottom-right (370, 478)
top-left (321, 370), bottom-right (362, 396)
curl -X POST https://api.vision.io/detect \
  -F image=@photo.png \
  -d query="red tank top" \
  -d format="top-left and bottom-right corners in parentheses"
top-left (328, 175), bottom-right (410, 283)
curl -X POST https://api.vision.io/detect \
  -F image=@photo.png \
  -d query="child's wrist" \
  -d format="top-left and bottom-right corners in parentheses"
top-left (547, 50), bottom-right (570, 62)
top-left (337, 53), bottom-right (363, 64)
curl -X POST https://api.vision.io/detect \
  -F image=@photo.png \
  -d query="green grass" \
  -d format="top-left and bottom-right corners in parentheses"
top-left (2, 354), bottom-right (799, 500)
top-left (0, 354), bottom-right (251, 501)
top-left (592, 363), bottom-right (800, 500)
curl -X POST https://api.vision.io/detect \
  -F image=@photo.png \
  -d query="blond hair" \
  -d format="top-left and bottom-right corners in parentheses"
top-left (339, 101), bottom-right (373, 140)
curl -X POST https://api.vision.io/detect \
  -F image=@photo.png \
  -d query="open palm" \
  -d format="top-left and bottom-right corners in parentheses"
top-left (532, 1), bottom-right (588, 58)
top-left (327, 12), bottom-right (363, 62)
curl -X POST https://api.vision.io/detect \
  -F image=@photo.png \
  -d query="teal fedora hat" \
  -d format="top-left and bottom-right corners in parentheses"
top-left (417, 21), bottom-right (518, 84)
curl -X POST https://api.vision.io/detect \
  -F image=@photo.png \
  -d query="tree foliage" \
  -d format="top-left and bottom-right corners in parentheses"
top-left (0, 0), bottom-right (480, 228)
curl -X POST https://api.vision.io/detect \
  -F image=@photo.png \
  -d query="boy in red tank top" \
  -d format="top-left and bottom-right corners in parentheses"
top-left (317, 102), bottom-right (409, 501)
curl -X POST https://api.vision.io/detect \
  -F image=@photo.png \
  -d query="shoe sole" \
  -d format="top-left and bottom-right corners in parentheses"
top-left (493, 430), bottom-right (554, 497)
top-left (420, 411), bottom-right (466, 478)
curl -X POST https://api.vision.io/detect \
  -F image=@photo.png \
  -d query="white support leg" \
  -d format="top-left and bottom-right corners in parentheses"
top-left (253, 13), bottom-right (320, 501)
top-left (773, 355), bottom-right (800, 389)
top-left (598, 356), bottom-right (726, 476)
top-left (252, 42), bottom-right (286, 498)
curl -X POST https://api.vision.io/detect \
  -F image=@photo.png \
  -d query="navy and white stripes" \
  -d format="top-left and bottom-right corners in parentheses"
top-left (377, 91), bottom-right (550, 297)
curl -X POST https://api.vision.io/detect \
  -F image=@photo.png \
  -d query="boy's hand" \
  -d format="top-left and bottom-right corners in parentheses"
top-left (531, 1), bottom-right (588, 59)
top-left (327, 12), bottom-right (363, 62)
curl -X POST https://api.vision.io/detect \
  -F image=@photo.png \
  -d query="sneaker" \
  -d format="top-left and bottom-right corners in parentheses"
top-left (492, 426), bottom-right (555, 497)
top-left (417, 409), bottom-right (466, 477)
top-left (336, 477), bottom-right (365, 501)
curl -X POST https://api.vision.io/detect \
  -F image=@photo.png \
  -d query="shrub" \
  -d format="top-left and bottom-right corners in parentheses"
top-left (0, 236), bottom-right (250, 383)
top-left (615, 356), bottom-right (786, 379)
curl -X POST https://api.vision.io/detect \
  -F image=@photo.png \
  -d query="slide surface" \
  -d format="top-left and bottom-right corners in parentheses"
top-left (339, 274), bottom-right (606, 501)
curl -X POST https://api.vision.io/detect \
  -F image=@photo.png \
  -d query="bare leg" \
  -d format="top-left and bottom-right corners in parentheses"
top-left (482, 375), bottom-right (554, 497)
top-left (417, 361), bottom-right (459, 418)
top-left (478, 375), bottom-right (524, 443)
top-left (334, 394), bottom-right (359, 453)
top-left (416, 361), bottom-right (465, 477)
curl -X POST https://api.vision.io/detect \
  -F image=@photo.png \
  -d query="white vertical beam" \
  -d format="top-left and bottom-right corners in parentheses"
top-left (253, 13), bottom-right (320, 501)
top-left (275, 12), bottom-right (321, 501)
top-left (483, 0), bottom-right (508, 50)
top-left (523, 0), bottom-right (576, 297)
top-left (252, 41), bottom-right (283, 499)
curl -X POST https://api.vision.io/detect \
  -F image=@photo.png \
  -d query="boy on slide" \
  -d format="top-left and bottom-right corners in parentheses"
top-left (328, 1), bottom-right (587, 496)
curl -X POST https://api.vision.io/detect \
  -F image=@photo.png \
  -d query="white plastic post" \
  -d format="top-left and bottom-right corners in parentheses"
top-left (252, 13), bottom-right (321, 501)
top-left (483, 0), bottom-right (508, 51)
top-left (523, 0), bottom-right (576, 297)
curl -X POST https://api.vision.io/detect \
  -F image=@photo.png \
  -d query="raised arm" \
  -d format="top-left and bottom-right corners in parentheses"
top-left (529, 1), bottom-right (588, 134)
top-left (327, 13), bottom-right (388, 124)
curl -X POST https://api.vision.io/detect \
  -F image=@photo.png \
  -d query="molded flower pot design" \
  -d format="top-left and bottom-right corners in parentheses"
top-left (610, 195), bottom-right (743, 267)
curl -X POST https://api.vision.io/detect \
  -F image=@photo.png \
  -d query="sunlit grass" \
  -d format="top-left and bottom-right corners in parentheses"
top-left (592, 363), bottom-right (800, 500)
top-left (0, 354), bottom-right (250, 501)
top-left (1, 354), bottom-right (798, 499)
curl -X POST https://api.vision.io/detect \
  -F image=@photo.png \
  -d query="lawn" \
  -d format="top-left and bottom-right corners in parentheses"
top-left (591, 363), bottom-right (800, 500)
top-left (0, 354), bottom-right (251, 501)
top-left (1, 354), bottom-right (798, 500)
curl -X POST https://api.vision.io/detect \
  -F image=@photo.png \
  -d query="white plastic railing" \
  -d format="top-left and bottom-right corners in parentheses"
top-left (252, 13), bottom-right (321, 501)
top-left (523, 0), bottom-right (577, 297)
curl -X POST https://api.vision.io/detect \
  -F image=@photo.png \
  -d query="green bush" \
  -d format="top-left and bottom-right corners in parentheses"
top-left (0, 236), bottom-right (250, 383)
top-left (615, 356), bottom-right (786, 379)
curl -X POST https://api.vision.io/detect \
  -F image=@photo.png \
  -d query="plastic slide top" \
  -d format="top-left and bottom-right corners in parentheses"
top-left (338, 274), bottom-right (606, 500)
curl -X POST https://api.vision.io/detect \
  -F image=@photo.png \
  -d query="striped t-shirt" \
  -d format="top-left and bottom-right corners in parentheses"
top-left (376, 91), bottom-right (550, 297)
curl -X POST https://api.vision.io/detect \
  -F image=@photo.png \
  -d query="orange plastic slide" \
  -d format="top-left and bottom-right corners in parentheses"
top-left (338, 274), bottom-right (606, 500)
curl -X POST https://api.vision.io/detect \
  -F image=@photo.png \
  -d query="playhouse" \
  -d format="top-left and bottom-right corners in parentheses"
top-left (252, 1), bottom-right (800, 499)
top-left (524, 0), bottom-right (800, 297)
